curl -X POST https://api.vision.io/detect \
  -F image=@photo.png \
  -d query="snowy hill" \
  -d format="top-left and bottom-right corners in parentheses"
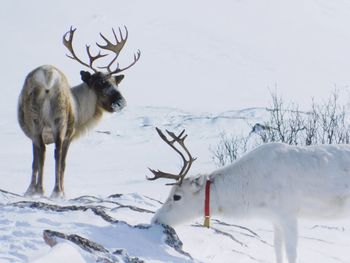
top-left (1, 105), bottom-right (262, 200)
top-left (2, 0), bottom-right (350, 262)
top-left (1, 107), bottom-right (350, 262)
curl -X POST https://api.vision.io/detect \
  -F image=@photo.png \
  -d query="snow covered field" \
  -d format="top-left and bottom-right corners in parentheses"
top-left (1, 0), bottom-right (350, 262)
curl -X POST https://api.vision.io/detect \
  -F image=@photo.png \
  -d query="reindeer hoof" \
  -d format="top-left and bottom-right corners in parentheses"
top-left (50, 190), bottom-right (65, 199)
top-left (24, 190), bottom-right (34, 197)
top-left (24, 186), bottom-right (43, 197)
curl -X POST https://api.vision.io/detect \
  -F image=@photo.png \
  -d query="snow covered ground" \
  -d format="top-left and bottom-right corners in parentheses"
top-left (1, 106), bottom-right (350, 263)
top-left (1, 0), bottom-right (350, 262)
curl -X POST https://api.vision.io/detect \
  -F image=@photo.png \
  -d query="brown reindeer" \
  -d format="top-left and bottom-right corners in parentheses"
top-left (18, 26), bottom-right (140, 198)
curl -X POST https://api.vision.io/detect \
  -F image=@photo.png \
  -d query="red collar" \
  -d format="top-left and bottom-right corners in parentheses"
top-left (204, 179), bottom-right (211, 228)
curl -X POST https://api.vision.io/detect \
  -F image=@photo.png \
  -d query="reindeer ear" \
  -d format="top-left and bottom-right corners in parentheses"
top-left (190, 176), bottom-right (205, 193)
top-left (115, 75), bottom-right (124, 85)
top-left (80, 71), bottom-right (91, 84)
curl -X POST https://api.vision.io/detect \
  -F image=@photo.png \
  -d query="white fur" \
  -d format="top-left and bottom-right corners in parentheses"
top-left (152, 142), bottom-right (350, 263)
top-left (34, 65), bottom-right (60, 90)
top-left (69, 83), bottom-right (101, 138)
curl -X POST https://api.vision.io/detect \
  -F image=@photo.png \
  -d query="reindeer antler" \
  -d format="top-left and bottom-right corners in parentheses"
top-left (63, 26), bottom-right (107, 73)
top-left (63, 26), bottom-right (140, 74)
top-left (96, 26), bottom-right (141, 75)
top-left (147, 127), bottom-right (196, 185)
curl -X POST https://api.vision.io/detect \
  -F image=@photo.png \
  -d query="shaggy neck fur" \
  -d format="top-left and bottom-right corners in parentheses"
top-left (70, 83), bottom-right (104, 139)
top-left (207, 165), bottom-right (252, 218)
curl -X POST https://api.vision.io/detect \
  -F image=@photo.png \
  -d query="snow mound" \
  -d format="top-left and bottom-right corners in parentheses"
top-left (30, 242), bottom-right (86, 263)
top-left (1, 187), bottom-right (349, 263)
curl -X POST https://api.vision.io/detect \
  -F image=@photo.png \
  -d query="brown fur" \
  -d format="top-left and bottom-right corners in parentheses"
top-left (18, 65), bottom-right (125, 198)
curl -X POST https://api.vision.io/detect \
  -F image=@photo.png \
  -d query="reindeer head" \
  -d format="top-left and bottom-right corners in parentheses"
top-left (63, 26), bottom-right (140, 112)
top-left (80, 71), bottom-right (126, 112)
top-left (147, 128), bottom-right (203, 225)
top-left (151, 175), bottom-right (207, 226)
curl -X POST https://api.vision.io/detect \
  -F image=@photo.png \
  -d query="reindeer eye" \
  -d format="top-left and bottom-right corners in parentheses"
top-left (173, 195), bottom-right (181, 201)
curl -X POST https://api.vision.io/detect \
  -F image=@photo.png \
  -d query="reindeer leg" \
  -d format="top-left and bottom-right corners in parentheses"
top-left (280, 217), bottom-right (298, 263)
top-left (51, 137), bottom-right (64, 198)
top-left (25, 143), bottom-right (39, 196)
top-left (59, 139), bottom-right (71, 195)
top-left (273, 224), bottom-right (284, 263)
top-left (26, 138), bottom-right (45, 196)
top-left (35, 138), bottom-right (46, 196)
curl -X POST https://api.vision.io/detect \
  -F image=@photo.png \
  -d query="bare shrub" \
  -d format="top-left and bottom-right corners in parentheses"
top-left (304, 100), bottom-right (319, 146)
top-left (210, 133), bottom-right (248, 167)
top-left (256, 93), bottom-right (306, 145)
top-left (316, 91), bottom-right (350, 144)
top-left (212, 90), bottom-right (350, 167)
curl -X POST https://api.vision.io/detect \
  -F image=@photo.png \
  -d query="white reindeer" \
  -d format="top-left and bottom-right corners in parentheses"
top-left (18, 27), bottom-right (140, 198)
top-left (148, 128), bottom-right (350, 263)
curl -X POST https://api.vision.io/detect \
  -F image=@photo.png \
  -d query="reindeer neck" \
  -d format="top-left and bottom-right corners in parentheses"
top-left (205, 174), bottom-right (223, 216)
top-left (207, 167), bottom-right (246, 216)
top-left (70, 83), bottom-right (103, 138)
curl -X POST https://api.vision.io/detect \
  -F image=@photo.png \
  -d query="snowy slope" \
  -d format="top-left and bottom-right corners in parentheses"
top-left (0, 105), bottom-right (262, 200)
top-left (1, 0), bottom-right (350, 262)
top-left (1, 107), bottom-right (350, 263)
